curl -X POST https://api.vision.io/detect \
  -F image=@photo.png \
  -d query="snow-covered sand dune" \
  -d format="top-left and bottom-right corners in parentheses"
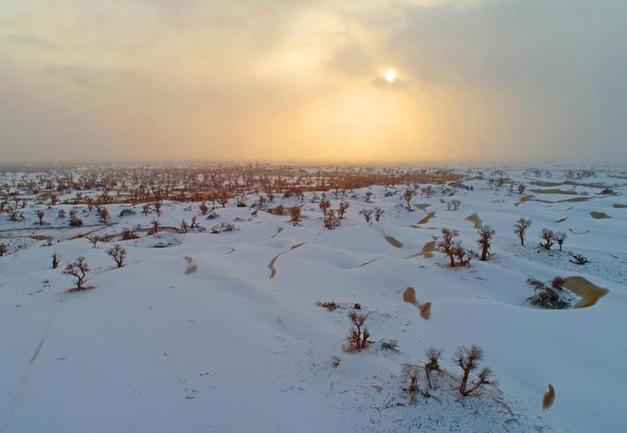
top-left (1, 167), bottom-right (626, 432)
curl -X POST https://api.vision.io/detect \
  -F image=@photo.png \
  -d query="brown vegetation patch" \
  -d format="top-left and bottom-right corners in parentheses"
top-left (612, 203), bottom-right (627, 209)
top-left (530, 188), bottom-right (578, 195)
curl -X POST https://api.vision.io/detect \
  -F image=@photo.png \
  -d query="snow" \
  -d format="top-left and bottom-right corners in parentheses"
top-left (1, 166), bottom-right (626, 432)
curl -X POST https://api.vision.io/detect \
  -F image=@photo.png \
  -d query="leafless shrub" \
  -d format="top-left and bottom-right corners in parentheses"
top-left (86, 235), bottom-right (101, 248)
top-left (359, 208), bottom-right (373, 223)
top-left (569, 253), bottom-right (589, 265)
top-left (107, 244), bottom-right (127, 268)
top-left (539, 228), bottom-right (556, 250)
top-left (455, 345), bottom-right (493, 396)
top-left (180, 219), bottom-right (189, 233)
top-left (64, 256), bottom-right (90, 290)
top-left (364, 191), bottom-right (373, 202)
top-left (289, 206), bottom-right (302, 225)
top-left (403, 189), bottom-right (415, 211)
top-left (36, 209), bottom-right (46, 225)
top-left (554, 231), bottom-right (567, 251)
top-left (513, 218), bottom-right (531, 246)
top-left (150, 219), bottom-right (161, 234)
top-left (317, 300), bottom-right (339, 311)
top-left (424, 347), bottom-right (443, 389)
top-left (0, 243), bottom-right (7, 257)
top-left (447, 199), bottom-right (461, 211)
top-left (337, 201), bottom-right (349, 220)
top-left (97, 206), bottom-right (110, 224)
top-left (477, 225), bottom-right (495, 261)
top-left (344, 312), bottom-right (370, 352)
top-left (402, 364), bottom-right (421, 402)
top-left (210, 222), bottom-right (237, 234)
top-left (323, 209), bottom-right (339, 230)
top-left (52, 253), bottom-right (60, 269)
top-left (122, 228), bottom-right (138, 240)
top-left (381, 339), bottom-right (399, 352)
top-left (199, 202), bottom-right (209, 215)
top-left (526, 277), bottom-right (569, 309)
top-left (374, 207), bottom-right (384, 222)
top-left (437, 228), bottom-right (470, 267)
top-left (319, 194), bottom-right (331, 214)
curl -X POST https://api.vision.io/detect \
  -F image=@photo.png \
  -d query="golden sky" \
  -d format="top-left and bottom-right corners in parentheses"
top-left (1, 0), bottom-right (626, 163)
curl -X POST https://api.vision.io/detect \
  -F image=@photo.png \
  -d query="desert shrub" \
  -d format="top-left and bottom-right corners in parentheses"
top-left (0, 243), bottom-right (7, 257)
top-left (206, 211), bottom-right (219, 220)
top-left (517, 183), bottom-right (526, 194)
top-left (337, 201), bottom-right (349, 219)
top-left (319, 194), bottom-right (331, 214)
top-left (569, 253), bottom-right (589, 265)
top-left (526, 277), bottom-right (570, 309)
top-left (424, 347), bottom-right (443, 390)
top-left (199, 202), bottom-right (209, 215)
top-left (402, 364), bottom-right (421, 402)
top-left (437, 228), bottom-right (470, 267)
top-left (374, 207), bottom-right (384, 222)
top-left (476, 225), bottom-right (495, 261)
top-left (122, 228), bottom-right (138, 240)
top-left (446, 199), bottom-right (461, 211)
top-left (64, 257), bottom-right (90, 290)
top-left (289, 206), bottom-right (302, 225)
top-left (344, 312), bottom-right (370, 352)
top-left (554, 231), bottom-right (567, 251)
top-left (107, 244), bottom-right (127, 268)
top-left (323, 209), bottom-right (339, 230)
top-left (364, 191), bottom-right (373, 202)
top-left (210, 222), bottom-right (237, 234)
top-left (97, 206), bottom-right (110, 224)
top-left (69, 209), bottom-right (83, 227)
top-left (119, 208), bottom-right (135, 218)
top-left (513, 217), bottom-right (531, 246)
top-left (403, 189), bottom-right (415, 211)
top-left (420, 186), bottom-right (433, 198)
top-left (317, 300), bottom-right (339, 311)
top-left (539, 228), bottom-right (556, 250)
top-left (52, 253), bottom-right (60, 269)
top-left (359, 208), bottom-right (373, 223)
top-left (381, 339), bottom-right (399, 352)
top-left (150, 219), bottom-right (160, 234)
top-left (57, 209), bottom-right (66, 219)
top-left (86, 235), bottom-right (101, 248)
top-left (454, 345), bottom-right (493, 396)
top-left (180, 219), bottom-right (189, 233)
top-left (36, 209), bottom-right (46, 225)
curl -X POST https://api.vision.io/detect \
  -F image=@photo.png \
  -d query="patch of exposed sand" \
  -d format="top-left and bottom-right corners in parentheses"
top-left (562, 276), bottom-right (609, 308)
top-left (268, 242), bottom-right (305, 279)
top-left (555, 216), bottom-right (569, 223)
top-left (590, 211), bottom-right (610, 219)
top-left (384, 235), bottom-right (403, 248)
top-left (465, 213), bottom-right (482, 230)
top-left (402, 287), bottom-right (431, 320)
top-left (530, 188), bottom-right (578, 195)
top-left (612, 203), bottom-right (627, 209)
top-left (417, 212), bottom-right (436, 225)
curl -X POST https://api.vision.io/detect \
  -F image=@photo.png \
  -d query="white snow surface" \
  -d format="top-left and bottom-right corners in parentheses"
top-left (1, 167), bottom-right (626, 433)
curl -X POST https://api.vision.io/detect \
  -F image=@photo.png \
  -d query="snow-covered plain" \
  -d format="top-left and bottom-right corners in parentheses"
top-left (1, 166), bottom-right (626, 433)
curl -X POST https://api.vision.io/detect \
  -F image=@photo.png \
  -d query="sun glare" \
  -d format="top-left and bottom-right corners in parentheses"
top-left (384, 68), bottom-right (397, 83)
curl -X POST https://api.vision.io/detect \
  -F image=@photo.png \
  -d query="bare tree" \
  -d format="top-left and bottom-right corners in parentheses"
top-left (554, 231), bottom-right (567, 252)
top-left (403, 189), bottom-right (415, 211)
top-left (64, 257), bottom-right (90, 290)
top-left (455, 345), bottom-right (493, 396)
top-left (289, 206), bottom-right (302, 225)
top-left (52, 253), bottom-right (60, 269)
top-left (97, 206), bottom-right (110, 224)
top-left (107, 245), bottom-right (127, 268)
top-left (477, 225), bottom-right (495, 261)
top-left (323, 209), bottom-right (339, 230)
top-left (424, 347), bottom-right (443, 389)
top-left (337, 201), bottom-right (349, 220)
top-left (513, 218), bottom-right (531, 246)
top-left (359, 208), bottom-right (373, 223)
top-left (36, 209), bottom-right (46, 225)
top-left (344, 311), bottom-right (370, 352)
top-left (437, 228), bottom-right (458, 267)
top-left (86, 235), bottom-right (101, 248)
top-left (539, 228), bottom-right (556, 250)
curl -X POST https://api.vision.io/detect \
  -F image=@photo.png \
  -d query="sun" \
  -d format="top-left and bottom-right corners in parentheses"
top-left (384, 68), bottom-right (397, 83)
